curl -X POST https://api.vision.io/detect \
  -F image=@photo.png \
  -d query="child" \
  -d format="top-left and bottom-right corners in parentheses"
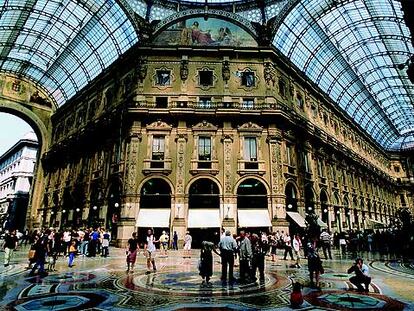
top-left (290, 282), bottom-right (304, 308)
top-left (68, 240), bottom-right (77, 268)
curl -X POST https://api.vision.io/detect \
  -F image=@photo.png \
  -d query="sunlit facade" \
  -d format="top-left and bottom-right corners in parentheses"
top-left (0, 0), bottom-right (411, 245)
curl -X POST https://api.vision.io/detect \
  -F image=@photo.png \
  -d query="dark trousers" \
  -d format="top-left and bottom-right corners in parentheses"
top-left (239, 259), bottom-right (251, 282)
top-left (350, 275), bottom-right (371, 291)
top-left (284, 246), bottom-right (294, 260)
top-left (252, 255), bottom-right (265, 281)
top-left (102, 246), bottom-right (109, 257)
top-left (221, 250), bottom-right (234, 281)
top-left (88, 240), bottom-right (97, 257)
top-left (322, 243), bottom-right (332, 259)
top-left (30, 258), bottom-right (46, 275)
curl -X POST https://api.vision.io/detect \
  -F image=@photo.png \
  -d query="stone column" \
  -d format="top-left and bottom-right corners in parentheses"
top-left (117, 122), bottom-right (141, 246)
top-left (172, 125), bottom-right (187, 242)
top-left (267, 127), bottom-right (289, 232)
top-left (221, 131), bottom-right (236, 232)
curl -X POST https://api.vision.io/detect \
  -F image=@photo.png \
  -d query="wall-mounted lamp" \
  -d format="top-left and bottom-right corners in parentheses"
top-left (76, 208), bottom-right (80, 212)
top-left (62, 209), bottom-right (66, 213)
top-left (93, 206), bottom-right (98, 210)
top-left (50, 211), bottom-right (54, 215)
top-left (287, 204), bottom-right (293, 209)
top-left (114, 202), bottom-right (119, 208)
top-left (323, 208), bottom-right (328, 213)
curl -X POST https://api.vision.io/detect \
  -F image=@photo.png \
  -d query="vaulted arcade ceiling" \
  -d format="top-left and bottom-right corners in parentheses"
top-left (0, 0), bottom-right (413, 151)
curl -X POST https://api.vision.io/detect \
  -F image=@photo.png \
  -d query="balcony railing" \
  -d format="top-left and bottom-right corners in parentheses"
top-left (130, 100), bottom-right (291, 112)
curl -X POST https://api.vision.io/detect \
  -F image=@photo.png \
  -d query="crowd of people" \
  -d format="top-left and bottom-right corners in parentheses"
top-left (1, 227), bottom-right (112, 276)
top-left (2, 223), bottom-right (408, 308)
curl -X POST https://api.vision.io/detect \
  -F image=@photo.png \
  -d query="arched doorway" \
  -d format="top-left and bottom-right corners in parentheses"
top-left (106, 180), bottom-right (122, 240)
top-left (343, 196), bottom-right (351, 229)
top-left (61, 188), bottom-right (73, 229)
top-left (333, 192), bottom-right (342, 232)
top-left (137, 178), bottom-right (172, 245)
top-left (285, 183), bottom-right (298, 212)
top-left (353, 197), bottom-right (359, 229)
top-left (304, 185), bottom-right (315, 214)
top-left (236, 178), bottom-right (271, 234)
top-left (188, 178), bottom-right (221, 248)
top-left (320, 190), bottom-right (329, 227)
top-left (0, 81), bottom-right (54, 230)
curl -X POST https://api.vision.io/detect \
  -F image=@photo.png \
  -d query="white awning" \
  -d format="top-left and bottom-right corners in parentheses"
top-left (286, 211), bottom-right (306, 228)
top-left (188, 209), bottom-right (221, 228)
top-left (317, 218), bottom-right (328, 228)
top-left (238, 209), bottom-right (272, 227)
top-left (136, 209), bottom-right (170, 227)
top-left (367, 218), bottom-right (385, 228)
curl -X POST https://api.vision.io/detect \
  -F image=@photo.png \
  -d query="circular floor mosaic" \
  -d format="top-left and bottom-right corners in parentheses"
top-left (304, 290), bottom-right (405, 310)
top-left (117, 270), bottom-right (290, 297)
top-left (7, 292), bottom-right (106, 311)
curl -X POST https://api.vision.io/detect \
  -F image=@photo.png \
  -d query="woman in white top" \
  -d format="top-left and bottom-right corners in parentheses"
top-left (183, 232), bottom-right (192, 258)
top-left (144, 229), bottom-right (159, 274)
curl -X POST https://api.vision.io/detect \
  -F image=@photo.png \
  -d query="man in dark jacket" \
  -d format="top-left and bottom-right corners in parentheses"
top-left (347, 258), bottom-right (371, 292)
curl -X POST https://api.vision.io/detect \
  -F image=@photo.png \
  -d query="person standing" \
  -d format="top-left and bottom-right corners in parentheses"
top-left (88, 228), bottom-right (100, 257)
top-left (320, 229), bottom-right (333, 260)
top-left (199, 241), bottom-right (217, 286)
top-left (159, 231), bottom-right (169, 256)
top-left (218, 230), bottom-right (237, 283)
top-left (347, 258), bottom-right (371, 292)
top-left (238, 230), bottom-right (252, 283)
top-left (68, 240), bottom-right (77, 267)
top-left (292, 234), bottom-right (302, 268)
top-left (3, 230), bottom-right (18, 267)
top-left (62, 229), bottom-right (72, 256)
top-left (307, 243), bottom-right (324, 289)
top-left (251, 234), bottom-right (266, 282)
top-left (101, 229), bottom-right (110, 257)
top-left (183, 231), bottom-right (192, 258)
top-left (144, 229), bottom-right (158, 274)
top-left (283, 233), bottom-right (294, 260)
top-left (29, 231), bottom-right (49, 277)
top-left (172, 231), bottom-right (178, 250)
top-left (126, 232), bottom-right (139, 273)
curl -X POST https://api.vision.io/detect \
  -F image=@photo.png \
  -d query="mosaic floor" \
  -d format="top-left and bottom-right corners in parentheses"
top-left (0, 247), bottom-right (413, 310)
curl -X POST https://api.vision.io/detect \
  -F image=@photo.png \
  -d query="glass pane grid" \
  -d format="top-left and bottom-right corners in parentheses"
top-left (274, 0), bottom-right (414, 150)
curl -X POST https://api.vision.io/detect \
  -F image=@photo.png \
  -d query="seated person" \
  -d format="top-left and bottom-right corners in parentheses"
top-left (347, 258), bottom-right (371, 292)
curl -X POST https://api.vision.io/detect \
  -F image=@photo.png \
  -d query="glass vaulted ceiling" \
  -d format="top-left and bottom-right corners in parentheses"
top-left (0, 0), bottom-right (138, 106)
top-left (274, 0), bottom-right (414, 151)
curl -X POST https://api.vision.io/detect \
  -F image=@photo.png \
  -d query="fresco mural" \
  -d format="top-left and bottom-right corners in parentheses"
top-left (154, 18), bottom-right (257, 47)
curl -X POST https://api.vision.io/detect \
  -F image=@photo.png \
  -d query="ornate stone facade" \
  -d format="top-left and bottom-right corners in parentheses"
top-left (36, 28), bottom-right (412, 245)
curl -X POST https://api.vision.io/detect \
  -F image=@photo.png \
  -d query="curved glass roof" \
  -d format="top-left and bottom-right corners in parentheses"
top-left (274, 0), bottom-right (414, 151)
top-left (0, 0), bottom-right (138, 106)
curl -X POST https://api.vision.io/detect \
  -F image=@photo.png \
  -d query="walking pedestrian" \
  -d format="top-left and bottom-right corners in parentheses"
top-left (292, 234), bottom-right (302, 268)
top-left (68, 240), bottom-right (77, 267)
top-left (320, 229), bottom-right (332, 260)
top-left (183, 231), bottom-right (192, 258)
top-left (144, 229), bottom-right (158, 274)
top-left (251, 234), bottom-right (266, 282)
top-left (283, 233), bottom-right (294, 260)
top-left (199, 241), bottom-right (218, 286)
top-left (172, 231), bottom-right (178, 250)
top-left (126, 232), bottom-right (139, 273)
top-left (3, 230), bottom-right (18, 267)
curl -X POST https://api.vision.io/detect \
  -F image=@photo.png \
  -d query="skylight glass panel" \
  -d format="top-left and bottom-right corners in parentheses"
top-left (274, 0), bottom-right (414, 150)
